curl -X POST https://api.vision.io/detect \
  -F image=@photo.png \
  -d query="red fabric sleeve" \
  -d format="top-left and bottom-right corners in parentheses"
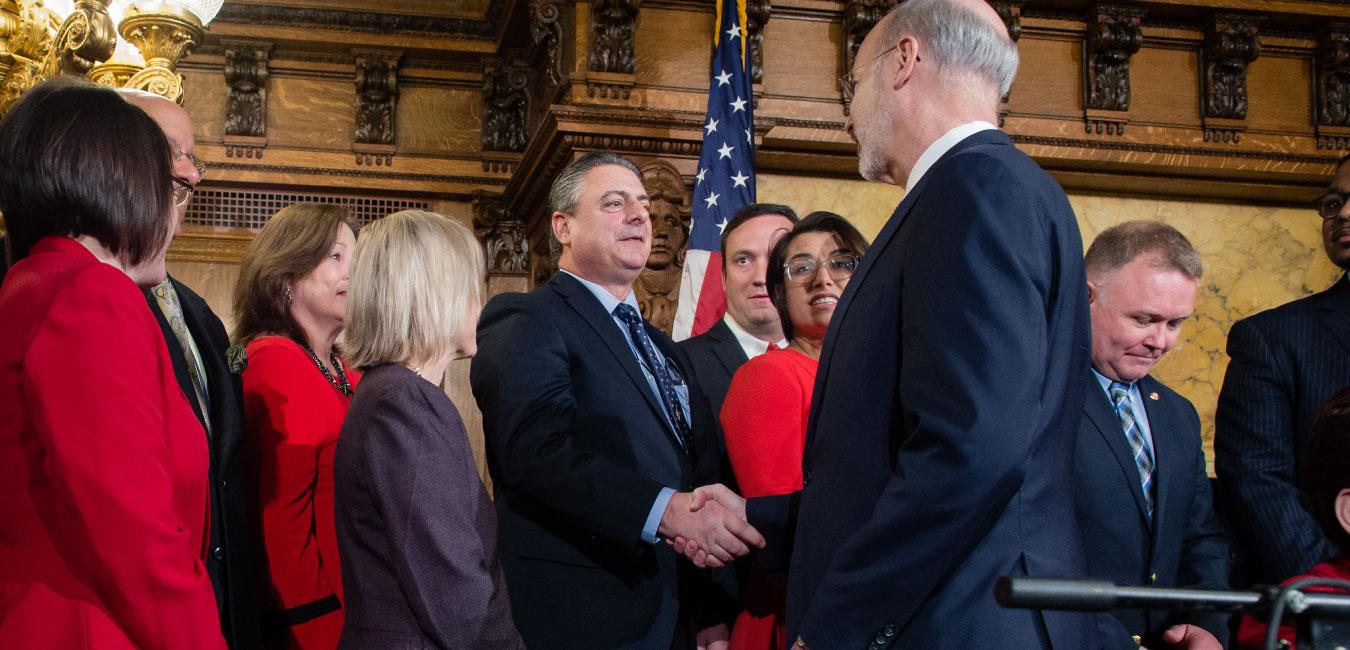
top-left (25, 266), bottom-right (224, 650)
top-left (719, 353), bottom-right (812, 498)
top-left (243, 341), bottom-right (345, 611)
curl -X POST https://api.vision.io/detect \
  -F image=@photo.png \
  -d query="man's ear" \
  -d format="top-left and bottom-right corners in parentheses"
top-left (552, 211), bottom-right (571, 246)
top-left (892, 37), bottom-right (919, 91)
top-left (1334, 488), bottom-right (1350, 536)
top-left (1087, 280), bottom-right (1099, 306)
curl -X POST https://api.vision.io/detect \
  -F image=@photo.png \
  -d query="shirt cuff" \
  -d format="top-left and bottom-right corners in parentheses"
top-left (642, 487), bottom-right (677, 544)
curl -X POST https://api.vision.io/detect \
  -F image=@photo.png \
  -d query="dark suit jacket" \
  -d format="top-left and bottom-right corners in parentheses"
top-left (470, 273), bottom-right (725, 649)
top-left (1215, 276), bottom-right (1350, 584)
top-left (335, 364), bottom-right (523, 650)
top-left (1075, 374), bottom-right (1229, 649)
top-left (146, 277), bottom-right (263, 648)
top-left (679, 318), bottom-right (748, 422)
top-left (785, 129), bottom-right (1096, 649)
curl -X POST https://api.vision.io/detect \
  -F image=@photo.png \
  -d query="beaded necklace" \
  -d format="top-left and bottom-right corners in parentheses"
top-left (302, 343), bottom-right (353, 397)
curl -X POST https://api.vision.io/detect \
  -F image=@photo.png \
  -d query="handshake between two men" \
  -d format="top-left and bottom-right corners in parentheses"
top-left (658, 484), bottom-right (765, 568)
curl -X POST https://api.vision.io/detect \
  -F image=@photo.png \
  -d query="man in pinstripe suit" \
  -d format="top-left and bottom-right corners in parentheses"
top-left (1216, 153), bottom-right (1350, 585)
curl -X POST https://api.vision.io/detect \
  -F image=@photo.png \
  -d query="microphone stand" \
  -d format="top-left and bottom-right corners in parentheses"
top-left (996, 576), bottom-right (1350, 650)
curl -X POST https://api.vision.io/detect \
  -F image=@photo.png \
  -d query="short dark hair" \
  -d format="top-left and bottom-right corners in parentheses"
top-left (0, 77), bottom-right (174, 267)
top-left (233, 203), bottom-right (358, 346)
top-left (1301, 387), bottom-right (1350, 555)
top-left (548, 151), bottom-right (644, 215)
top-left (720, 203), bottom-right (799, 268)
top-left (1084, 220), bottom-right (1203, 284)
top-left (766, 211), bottom-right (869, 341)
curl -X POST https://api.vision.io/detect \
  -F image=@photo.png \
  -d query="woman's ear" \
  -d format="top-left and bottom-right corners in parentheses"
top-left (1334, 488), bottom-right (1350, 536)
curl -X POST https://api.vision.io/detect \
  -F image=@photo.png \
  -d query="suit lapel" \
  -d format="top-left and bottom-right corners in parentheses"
top-left (550, 275), bottom-right (683, 447)
top-left (1139, 376), bottom-right (1173, 551)
top-left (145, 287), bottom-right (207, 435)
top-left (174, 283), bottom-right (236, 464)
top-left (707, 320), bottom-right (749, 377)
top-left (1319, 276), bottom-right (1350, 357)
top-left (1084, 375), bottom-right (1151, 525)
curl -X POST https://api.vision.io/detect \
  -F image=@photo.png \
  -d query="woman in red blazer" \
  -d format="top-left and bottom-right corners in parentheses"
top-left (234, 203), bottom-right (361, 649)
top-left (719, 212), bottom-right (868, 650)
top-left (0, 81), bottom-right (225, 648)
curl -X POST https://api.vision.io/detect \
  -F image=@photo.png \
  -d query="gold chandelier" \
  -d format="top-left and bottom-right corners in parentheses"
top-left (0, 0), bottom-right (223, 111)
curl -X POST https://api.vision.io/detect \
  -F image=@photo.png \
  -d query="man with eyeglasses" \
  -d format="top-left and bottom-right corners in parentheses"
top-left (1216, 152), bottom-right (1350, 588)
top-left (774, 0), bottom-right (1096, 647)
top-left (120, 90), bottom-right (265, 650)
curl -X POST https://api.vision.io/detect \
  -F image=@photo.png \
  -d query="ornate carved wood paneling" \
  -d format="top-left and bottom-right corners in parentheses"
top-left (530, 0), bottom-right (568, 87)
top-left (482, 59), bottom-right (530, 159)
top-left (1083, 4), bottom-right (1144, 135)
top-left (746, 0), bottom-right (771, 86)
top-left (1201, 14), bottom-right (1260, 144)
top-left (1316, 24), bottom-right (1350, 150)
top-left (635, 160), bottom-right (691, 335)
top-left (474, 197), bottom-right (530, 274)
top-left (588, 0), bottom-right (639, 99)
top-left (352, 48), bottom-right (401, 164)
top-left (222, 40), bottom-right (272, 159)
top-left (841, 0), bottom-right (892, 113)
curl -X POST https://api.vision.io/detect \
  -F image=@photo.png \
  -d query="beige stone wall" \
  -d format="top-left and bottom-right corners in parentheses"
top-left (758, 172), bottom-right (1342, 467)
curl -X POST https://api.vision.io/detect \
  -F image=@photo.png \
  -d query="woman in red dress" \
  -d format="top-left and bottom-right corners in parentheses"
top-left (234, 203), bottom-right (361, 649)
top-left (0, 80), bottom-right (225, 649)
top-left (719, 212), bottom-right (869, 650)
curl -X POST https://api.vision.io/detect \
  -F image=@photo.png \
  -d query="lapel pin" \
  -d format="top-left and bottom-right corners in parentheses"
top-left (1149, 392), bottom-right (1160, 401)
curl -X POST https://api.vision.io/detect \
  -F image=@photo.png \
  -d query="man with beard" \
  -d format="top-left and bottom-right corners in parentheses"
top-left (1216, 152), bottom-right (1350, 585)
top-left (771, 0), bottom-right (1096, 645)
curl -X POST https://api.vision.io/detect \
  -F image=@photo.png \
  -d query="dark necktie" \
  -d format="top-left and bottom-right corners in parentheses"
top-left (613, 303), bottom-right (691, 454)
top-left (1109, 382), bottom-right (1155, 523)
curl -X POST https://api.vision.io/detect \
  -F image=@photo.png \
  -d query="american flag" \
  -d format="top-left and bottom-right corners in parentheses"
top-left (672, 0), bottom-right (756, 341)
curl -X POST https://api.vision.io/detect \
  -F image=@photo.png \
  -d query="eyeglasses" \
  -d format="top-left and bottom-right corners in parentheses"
top-left (172, 179), bottom-right (195, 207)
top-left (1315, 191), bottom-right (1349, 220)
top-left (175, 150), bottom-right (206, 178)
top-left (838, 46), bottom-right (917, 102)
top-left (784, 253), bottom-right (860, 284)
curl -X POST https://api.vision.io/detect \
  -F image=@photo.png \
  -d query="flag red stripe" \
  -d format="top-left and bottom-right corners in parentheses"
top-left (691, 252), bottom-right (727, 337)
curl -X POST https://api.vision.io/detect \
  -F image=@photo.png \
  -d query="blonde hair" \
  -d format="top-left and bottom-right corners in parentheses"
top-left (345, 210), bottom-right (485, 368)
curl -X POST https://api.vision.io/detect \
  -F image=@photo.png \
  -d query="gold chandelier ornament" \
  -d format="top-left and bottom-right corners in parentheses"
top-left (0, 0), bottom-right (221, 112)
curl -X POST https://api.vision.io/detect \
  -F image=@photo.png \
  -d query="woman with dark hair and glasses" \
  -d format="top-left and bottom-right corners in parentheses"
top-left (0, 79), bottom-right (225, 648)
top-left (717, 211), bottom-right (869, 650)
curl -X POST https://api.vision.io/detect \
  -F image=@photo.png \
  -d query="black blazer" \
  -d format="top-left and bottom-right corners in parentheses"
top-left (1075, 374), bottom-right (1229, 649)
top-left (678, 318), bottom-right (748, 422)
top-left (334, 364), bottom-right (523, 650)
top-left (470, 273), bottom-right (724, 649)
top-left (146, 277), bottom-right (263, 648)
top-left (1216, 276), bottom-right (1350, 583)
top-left (784, 130), bottom-right (1096, 649)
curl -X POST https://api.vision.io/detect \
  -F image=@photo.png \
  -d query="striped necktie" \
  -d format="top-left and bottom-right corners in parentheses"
top-left (1109, 382), bottom-right (1154, 523)
top-left (613, 303), bottom-right (690, 455)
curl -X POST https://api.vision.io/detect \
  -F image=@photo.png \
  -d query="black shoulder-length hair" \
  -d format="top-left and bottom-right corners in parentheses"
top-left (0, 77), bottom-right (174, 268)
top-left (765, 210), bottom-right (870, 341)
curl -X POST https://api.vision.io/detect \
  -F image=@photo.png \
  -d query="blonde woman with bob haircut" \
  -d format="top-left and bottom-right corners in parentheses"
top-left (333, 210), bottom-right (524, 650)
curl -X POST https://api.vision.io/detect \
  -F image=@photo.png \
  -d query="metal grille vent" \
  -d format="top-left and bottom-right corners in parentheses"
top-left (186, 187), bottom-right (433, 230)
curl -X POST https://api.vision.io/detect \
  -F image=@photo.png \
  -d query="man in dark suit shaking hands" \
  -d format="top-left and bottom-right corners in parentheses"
top-left (777, 0), bottom-right (1096, 646)
top-left (1076, 222), bottom-right (1228, 650)
top-left (471, 151), bottom-right (764, 649)
top-left (1216, 152), bottom-right (1350, 584)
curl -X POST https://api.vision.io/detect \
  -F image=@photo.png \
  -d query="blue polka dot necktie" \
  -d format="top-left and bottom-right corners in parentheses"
top-left (1110, 382), bottom-right (1155, 523)
top-left (613, 303), bottom-right (691, 454)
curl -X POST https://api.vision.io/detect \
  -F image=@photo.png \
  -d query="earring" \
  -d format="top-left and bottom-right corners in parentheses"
top-left (285, 287), bottom-right (293, 304)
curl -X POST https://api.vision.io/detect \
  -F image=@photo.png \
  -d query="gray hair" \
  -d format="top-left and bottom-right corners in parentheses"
top-left (548, 151), bottom-right (644, 215)
top-left (1085, 220), bottom-right (1204, 283)
top-left (881, 0), bottom-right (1019, 98)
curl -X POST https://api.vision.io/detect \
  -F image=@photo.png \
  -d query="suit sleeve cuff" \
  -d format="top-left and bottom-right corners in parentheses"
top-left (642, 487), bottom-right (676, 544)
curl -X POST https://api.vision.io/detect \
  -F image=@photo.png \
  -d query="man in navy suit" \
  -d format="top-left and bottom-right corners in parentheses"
top-left (771, 0), bottom-right (1096, 646)
top-left (470, 151), bottom-right (764, 649)
top-left (680, 203), bottom-right (797, 422)
top-left (1216, 152), bottom-right (1350, 584)
top-left (1076, 222), bottom-right (1228, 650)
